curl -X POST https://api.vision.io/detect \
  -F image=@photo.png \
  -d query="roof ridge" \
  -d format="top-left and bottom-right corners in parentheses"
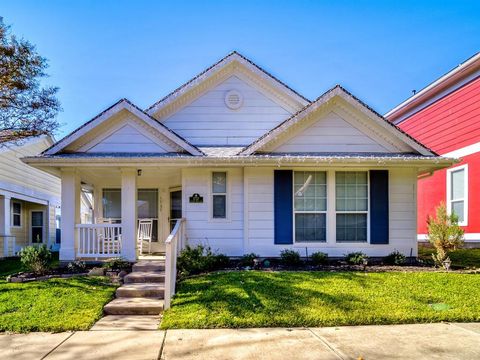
top-left (145, 51), bottom-right (310, 114)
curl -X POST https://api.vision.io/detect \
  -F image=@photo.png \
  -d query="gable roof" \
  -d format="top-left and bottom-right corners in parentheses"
top-left (239, 85), bottom-right (437, 156)
top-left (386, 52), bottom-right (480, 123)
top-left (145, 51), bottom-right (310, 116)
top-left (43, 99), bottom-right (204, 156)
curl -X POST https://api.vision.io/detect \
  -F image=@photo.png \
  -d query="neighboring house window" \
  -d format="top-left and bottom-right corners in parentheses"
top-left (336, 171), bottom-right (368, 243)
top-left (293, 171), bottom-right (327, 242)
top-left (12, 202), bottom-right (21, 227)
top-left (102, 189), bottom-right (121, 221)
top-left (31, 211), bottom-right (44, 243)
top-left (447, 165), bottom-right (468, 225)
top-left (212, 172), bottom-right (227, 219)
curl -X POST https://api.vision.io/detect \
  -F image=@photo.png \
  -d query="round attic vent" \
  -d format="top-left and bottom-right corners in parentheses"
top-left (225, 89), bottom-right (243, 110)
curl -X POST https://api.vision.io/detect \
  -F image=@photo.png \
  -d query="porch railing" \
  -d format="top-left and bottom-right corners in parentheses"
top-left (76, 224), bottom-right (122, 258)
top-left (164, 218), bottom-right (186, 310)
top-left (0, 235), bottom-right (16, 258)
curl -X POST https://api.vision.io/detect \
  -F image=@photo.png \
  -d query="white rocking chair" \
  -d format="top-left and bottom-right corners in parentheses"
top-left (137, 219), bottom-right (154, 255)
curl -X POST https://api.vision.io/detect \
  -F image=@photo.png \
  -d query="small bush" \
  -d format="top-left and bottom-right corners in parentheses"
top-left (240, 253), bottom-right (259, 267)
top-left (311, 251), bottom-right (328, 265)
top-left (19, 245), bottom-right (52, 274)
top-left (384, 250), bottom-right (406, 265)
top-left (280, 249), bottom-right (302, 267)
top-left (103, 257), bottom-right (131, 271)
top-left (67, 260), bottom-right (87, 273)
top-left (427, 202), bottom-right (464, 268)
top-left (345, 252), bottom-right (368, 265)
top-left (177, 245), bottom-right (230, 276)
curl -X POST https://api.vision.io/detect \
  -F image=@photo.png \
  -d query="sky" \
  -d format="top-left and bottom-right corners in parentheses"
top-left (2, 0), bottom-right (479, 137)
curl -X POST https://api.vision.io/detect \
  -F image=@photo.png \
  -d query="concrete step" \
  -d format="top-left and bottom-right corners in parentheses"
top-left (104, 297), bottom-right (164, 315)
top-left (132, 261), bottom-right (165, 272)
top-left (116, 283), bottom-right (165, 298)
top-left (124, 271), bottom-right (165, 284)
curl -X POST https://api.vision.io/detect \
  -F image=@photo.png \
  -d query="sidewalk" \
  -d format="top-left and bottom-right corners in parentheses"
top-left (1, 321), bottom-right (480, 360)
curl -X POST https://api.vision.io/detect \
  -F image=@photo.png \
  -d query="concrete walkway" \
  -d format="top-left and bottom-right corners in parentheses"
top-left (1, 322), bottom-right (480, 360)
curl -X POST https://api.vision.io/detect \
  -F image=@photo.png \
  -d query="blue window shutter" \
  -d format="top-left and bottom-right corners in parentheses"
top-left (370, 170), bottom-right (389, 244)
top-left (274, 170), bottom-right (293, 244)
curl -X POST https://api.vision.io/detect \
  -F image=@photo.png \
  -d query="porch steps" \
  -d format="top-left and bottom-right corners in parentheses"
top-left (116, 283), bottom-right (165, 298)
top-left (103, 260), bottom-right (166, 316)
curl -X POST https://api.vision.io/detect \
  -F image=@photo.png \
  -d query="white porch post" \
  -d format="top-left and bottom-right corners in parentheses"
top-left (121, 168), bottom-right (137, 261)
top-left (0, 195), bottom-right (11, 257)
top-left (60, 169), bottom-right (80, 261)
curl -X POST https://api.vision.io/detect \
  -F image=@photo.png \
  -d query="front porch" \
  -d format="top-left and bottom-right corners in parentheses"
top-left (60, 166), bottom-right (184, 262)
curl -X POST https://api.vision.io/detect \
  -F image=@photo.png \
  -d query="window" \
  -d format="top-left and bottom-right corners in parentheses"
top-left (447, 165), bottom-right (468, 225)
top-left (102, 189), bottom-right (121, 220)
top-left (31, 211), bottom-right (44, 243)
top-left (12, 202), bottom-right (21, 227)
top-left (336, 172), bottom-right (368, 242)
top-left (212, 172), bottom-right (227, 219)
top-left (294, 171), bottom-right (327, 242)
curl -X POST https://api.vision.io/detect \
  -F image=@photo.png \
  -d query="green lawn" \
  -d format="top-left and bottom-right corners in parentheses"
top-left (418, 246), bottom-right (480, 268)
top-left (0, 257), bottom-right (117, 333)
top-left (161, 271), bottom-right (480, 329)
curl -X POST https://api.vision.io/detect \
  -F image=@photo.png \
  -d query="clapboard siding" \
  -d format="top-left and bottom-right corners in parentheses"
top-left (241, 167), bottom-right (417, 257)
top-left (86, 124), bottom-right (176, 153)
top-left (0, 137), bottom-right (61, 203)
top-left (163, 76), bottom-right (292, 146)
top-left (183, 168), bottom-right (244, 256)
top-left (398, 76), bottom-right (480, 154)
top-left (272, 112), bottom-right (390, 153)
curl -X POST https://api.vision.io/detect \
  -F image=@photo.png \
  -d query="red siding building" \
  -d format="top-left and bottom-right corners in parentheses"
top-left (386, 53), bottom-right (480, 243)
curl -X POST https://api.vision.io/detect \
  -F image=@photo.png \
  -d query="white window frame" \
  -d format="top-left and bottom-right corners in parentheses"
top-left (446, 164), bottom-right (468, 226)
top-left (209, 171), bottom-right (230, 222)
top-left (334, 171), bottom-right (370, 243)
top-left (292, 171), bottom-right (328, 243)
top-left (30, 209), bottom-right (46, 244)
top-left (11, 201), bottom-right (22, 228)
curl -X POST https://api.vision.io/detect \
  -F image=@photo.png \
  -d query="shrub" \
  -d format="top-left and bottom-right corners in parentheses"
top-left (311, 251), bottom-right (328, 265)
top-left (102, 257), bottom-right (131, 271)
top-left (67, 260), bottom-right (87, 273)
top-left (427, 202), bottom-right (464, 268)
top-left (177, 245), bottom-right (230, 276)
top-left (19, 245), bottom-right (52, 274)
top-left (384, 250), bottom-right (406, 265)
top-left (280, 249), bottom-right (302, 267)
top-left (240, 253), bottom-right (259, 267)
top-left (345, 252), bottom-right (368, 265)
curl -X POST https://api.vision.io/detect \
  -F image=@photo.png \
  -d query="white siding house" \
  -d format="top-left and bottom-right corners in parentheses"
top-left (0, 135), bottom-right (61, 256)
top-left (23, 52), bottom-right (454, 262)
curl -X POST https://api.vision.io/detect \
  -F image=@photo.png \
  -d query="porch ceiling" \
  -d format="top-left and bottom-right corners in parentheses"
top-left (77, 167), bottom-right (182, 187)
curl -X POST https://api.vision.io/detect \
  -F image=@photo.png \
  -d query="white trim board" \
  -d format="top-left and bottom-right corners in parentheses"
top-left (418, 233), bottom-right (480, 241)
top-left (442, 141), bottom-right (480, 158)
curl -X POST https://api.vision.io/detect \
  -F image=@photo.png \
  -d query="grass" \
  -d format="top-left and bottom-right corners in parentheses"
top-left (418, 246), bottom-right (480, 268)
top-left (0, 257), bottom-right (117, 333)
top-left (161, 271), bottom-right (480, 329)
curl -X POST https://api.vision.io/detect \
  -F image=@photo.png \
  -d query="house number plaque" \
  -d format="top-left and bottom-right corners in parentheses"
top-left (189, 193), bottom-right (203, 203)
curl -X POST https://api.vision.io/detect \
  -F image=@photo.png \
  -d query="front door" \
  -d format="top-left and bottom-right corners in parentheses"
top-left (170, 189), bottom-right (182, 231)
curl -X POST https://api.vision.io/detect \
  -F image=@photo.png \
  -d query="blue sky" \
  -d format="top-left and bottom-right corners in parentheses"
top-left (2, 0), bottom-right (479, 137)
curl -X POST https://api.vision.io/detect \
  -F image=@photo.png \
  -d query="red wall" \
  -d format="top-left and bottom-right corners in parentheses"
top-left (417, 152), bottom-right (480, 234)
top-left (399, 76), bottom-right (480, 155)
top-left (398, 75), bottom-right (480, 236)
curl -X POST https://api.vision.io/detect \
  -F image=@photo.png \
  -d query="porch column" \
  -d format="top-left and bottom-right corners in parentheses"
top-left (60, 169), bottom-right (80, 261)
top-left (121, 168), bottom-right (137, 261)
top-left (0, 195), bottom-right (11, 257)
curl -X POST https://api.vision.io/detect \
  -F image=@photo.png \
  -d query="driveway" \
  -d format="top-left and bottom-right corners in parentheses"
top-left (1, 321), bottom-right (480, 359)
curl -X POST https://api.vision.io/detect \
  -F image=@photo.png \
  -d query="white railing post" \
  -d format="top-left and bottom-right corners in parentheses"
top-left (164, 218), bottom-right (185, 310)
